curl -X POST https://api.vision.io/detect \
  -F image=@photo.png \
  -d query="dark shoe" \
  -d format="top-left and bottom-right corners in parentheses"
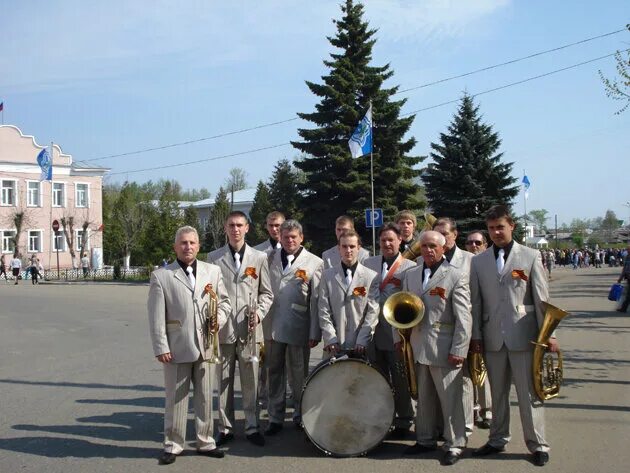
top-left (472, 443), bottom-right (505, 457)
top-left (442, 451), bottom-right (461, 466)
top-left (197, 448), bottom-right (225, 458)
top-left (293, 419), bottom-right (303, 431)
top-left (158, 452), bottom-right (177, 465)
top-left (404, 443), bottom-right (437, 455)
top-left (532, 451), bottom-right (549, 466)
top-left (215, 432), bottom-right (234, 446)
top-left (476, 419), bottom-right (491, 429)
top-left (264, 422), bottom-right (283, 436)
top-left (246, 432), bottom-right (265, 446)
top-left (388, 427), bottom-right (411, 439)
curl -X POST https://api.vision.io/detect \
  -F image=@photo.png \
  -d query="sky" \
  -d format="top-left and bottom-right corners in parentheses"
top-left (1, 0), bottom-right (629, 226)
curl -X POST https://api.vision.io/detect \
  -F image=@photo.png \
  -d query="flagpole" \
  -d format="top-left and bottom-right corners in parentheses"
top-left (523, 169), bottom-right (528, 243)
top-left (369, 102), bottom-right (376, 256)
top-left (48, 142), bottom-right (54, 272)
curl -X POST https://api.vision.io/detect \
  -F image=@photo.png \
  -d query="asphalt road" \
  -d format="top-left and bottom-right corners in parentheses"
top-left (0, 266), bottom-right (628, 472)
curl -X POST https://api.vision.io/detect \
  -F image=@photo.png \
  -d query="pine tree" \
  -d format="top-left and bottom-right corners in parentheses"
top-left (423, 94), bottom-right (519, 239)
top-left (268, 159), bottom-right (304, 221)
top-left (249, 180), bottom-right (273, 244)
top-left (206, 187), bottom-right (230, 250)
top-left (292, 0), bottom-right (423, 253)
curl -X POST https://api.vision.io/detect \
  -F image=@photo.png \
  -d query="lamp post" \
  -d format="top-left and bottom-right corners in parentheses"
top-left (624, 201), bottom-right (630, 243)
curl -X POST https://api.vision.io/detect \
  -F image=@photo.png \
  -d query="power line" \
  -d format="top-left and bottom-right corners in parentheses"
top-left (401, 49), bottom-right (629, 116)
top-left (395, 28), bottom-right (626, 95)
top-left (84, 27), bottom-right (626, 163)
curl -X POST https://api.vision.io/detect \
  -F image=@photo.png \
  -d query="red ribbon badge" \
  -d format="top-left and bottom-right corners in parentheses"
top-left (295, 269), bottom-right (308, 283)
top-left (244, 267), bottom-right (258, 279)
top-left (511, 269), bottom-right (529, 281)
top-left (429, 287), bottom-right (446, 300)
top-left (353, 286), bottom-right (367, 297)
top-left (204, 283), bottom-right (213, 295)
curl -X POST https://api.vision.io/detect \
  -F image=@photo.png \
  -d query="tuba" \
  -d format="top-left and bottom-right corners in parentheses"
top-left (531, 301), bottom-right (569, 401)
top-left (401, 212), bottom-right (436, 262)
top-left (468, 351), bottom-right (487, 386)
top-left (383, 291), bottom-right (425, 400)
top-left (204, 284), bottom-right (221, 364)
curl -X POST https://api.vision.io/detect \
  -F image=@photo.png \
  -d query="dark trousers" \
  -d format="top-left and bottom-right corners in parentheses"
top-left (621, 281), bottom-right (630, 312)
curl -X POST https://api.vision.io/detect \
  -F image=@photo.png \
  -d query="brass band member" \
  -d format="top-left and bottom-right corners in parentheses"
top-left (148, 226), bottom-right (231, 464)
top-left (401, 231), bottom-right (471, 466)
top-left (208, 211), bottom-right (274, 447)
top-left (470, 205), bottom-right (557, 467)
top-left (254, 211), bottom-right (285, 260)
top-left (394, 210), bottom-right (418, 253)
top-left (364, 223), bottom-right (416, 437)
top-left (321, 215), bottom-right (370, 269)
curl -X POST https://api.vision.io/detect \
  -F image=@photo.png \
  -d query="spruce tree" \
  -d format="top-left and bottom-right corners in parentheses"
top-left (423, 94), bottom-right (519, 239)
top-left (268, 159), bottom-right (304, 222)
top-left (248, 180), bottom-right (273, 244)
top-left (292, 0), bottom-right (423, 253)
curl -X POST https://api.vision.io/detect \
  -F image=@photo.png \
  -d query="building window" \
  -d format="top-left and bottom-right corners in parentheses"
top-left (53, 232), bottom-right (66, 252)
top-left (75, 183), bottom-right (89, 208)
top-left (52, 182), bottom-right (65, 207)
top-left (27, 181), bottom-right (41, 207)
top-left (28, 230), bottom-right (43, 252)
top-left (75, 229), bottom-right (89, 252)
top-left (1, 180), bottom-right (17, 206)
top-left (1, 230), bottom-right (16, 254)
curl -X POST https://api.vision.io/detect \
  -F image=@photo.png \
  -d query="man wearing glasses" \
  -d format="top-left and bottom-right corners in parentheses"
top-left (465, 231), bottom-right (488, 256)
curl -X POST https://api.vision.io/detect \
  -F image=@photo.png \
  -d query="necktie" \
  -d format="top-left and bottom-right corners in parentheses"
top-left (346, 268), bottom-right (353, 287)
top-left (381, 261), bottom-right (389, 280)
top-left (234, 252), bottom-right (241, 271)
top-left (422, 267), bottom-right (431, 290)
top-left (186, 266), bottom-right (195, 289)
top-left (497, 248), bottom-right (505, 273)
top-left (284, 254), bottom-right (294, 273)
top-left (275, 242), bottom-right (281, 249)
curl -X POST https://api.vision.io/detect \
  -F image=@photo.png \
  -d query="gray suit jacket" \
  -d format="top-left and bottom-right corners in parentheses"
top-left (450, 246), bottom-right (473, 271)
top-left (264, 248), bottom-right (324, 345)
top-left (254, 239), bottom-right (281, 264)
top-left (318, 263), bottom-right (380, 349)
top-left (321, 245), bottom-right (370, 269)
top-left (470, 242), bottom-right (549, 352)
top-left (363, 254), bottom-right (417, 350)
top-left (148, 261), bottom-right (231, 363)
top-left (208, 244), bottom-right (274, 344)
top-left (403, 261), bottom-right (472, 368)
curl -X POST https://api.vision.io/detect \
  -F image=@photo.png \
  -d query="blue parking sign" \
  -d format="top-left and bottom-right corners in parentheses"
top-left (365, 208), bottom-right (383, 228)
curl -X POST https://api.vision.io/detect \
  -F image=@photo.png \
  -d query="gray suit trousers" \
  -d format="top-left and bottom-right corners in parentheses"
top-left (266, 339), bottom-right (309, 424)
top-left (216, 342), bottom-right (260, 435)
top-left (415, 363), bottom-right (466, 452)
top-left (163, 359), bottom-right (216, 454)
top-left (485, 346), bottom-right (549, 453)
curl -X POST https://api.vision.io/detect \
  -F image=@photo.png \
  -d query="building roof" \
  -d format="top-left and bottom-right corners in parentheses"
top-left (192, 188), bottom-right (256, 208)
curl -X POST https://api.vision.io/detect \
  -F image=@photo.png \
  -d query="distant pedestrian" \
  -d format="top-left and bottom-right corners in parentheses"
top-left (81, 253), bottom-right (90, 278)
top-left (0, 254), bottom-right (8, 282)
top-left (29, 255), bottom-right (40, 285)
top-left (10, 254), bottom-right (22, 285)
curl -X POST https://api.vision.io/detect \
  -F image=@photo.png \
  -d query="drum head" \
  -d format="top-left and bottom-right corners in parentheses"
top-left (301, 358), bottom-right (394, 457)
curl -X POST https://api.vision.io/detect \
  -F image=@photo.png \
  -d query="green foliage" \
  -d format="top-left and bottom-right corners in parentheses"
top-left (268, 159), bottom-right (304, 221)
top-left (528, 209), bottom-right (549, 233)
top-left (571, 233), bottom-right (584, 247)
top-left (224, 167), bottom-right (249, 192)
top-left (422, 94), bottom-right (519, 241)
top-left (205, 187), bottom-right (230, 251)
top-left (249, 180), bottom-right (273, 245)
top-left (599, 25), bottom-right (630, 115)
top-left (292, 0), bottom-right (423, 253)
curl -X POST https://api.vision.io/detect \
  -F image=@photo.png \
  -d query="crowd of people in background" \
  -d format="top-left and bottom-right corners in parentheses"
top-left (540, 247), bottom-right (628, 275)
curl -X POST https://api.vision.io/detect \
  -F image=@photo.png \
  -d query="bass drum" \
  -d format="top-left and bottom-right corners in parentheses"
top-left (300, 356), bottom-right (395, 457)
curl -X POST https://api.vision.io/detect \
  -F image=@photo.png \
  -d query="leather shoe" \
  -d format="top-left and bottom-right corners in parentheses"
top-left (472, 443), bottom-right (505, 457)
top-left (404, 443), bottom-right (437, 455)
top-left (532, 451), bottom-right (549, 466)
top-left (246, 432), bottom-right (265, 446)
top-left (197, 448), bottom-right (225, 458)
top-left (442, 451), bottom-right (461, 466)
top-left (158, 452), bottom-right (177, 465)
top-left (215, 432), bottom-right (234, 446)
top-left (476, 419), bottom-right (491, 429)
top-left (264, 422), bottom-right (283, 436)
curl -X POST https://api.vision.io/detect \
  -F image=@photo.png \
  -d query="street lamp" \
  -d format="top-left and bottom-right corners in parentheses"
top-left (624, 201), bottom-right (630, 243)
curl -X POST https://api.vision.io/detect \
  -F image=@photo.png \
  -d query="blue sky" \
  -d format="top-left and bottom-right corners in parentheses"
top-left (1, 0), bottom-right (628, 226)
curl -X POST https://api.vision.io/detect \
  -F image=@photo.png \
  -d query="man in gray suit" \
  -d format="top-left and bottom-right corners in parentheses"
top-left (401, 231), bottom-right (471, 466)
top-left (364, 223), bottom-right (416, 437)
top-left (321, 215), bottom-right (370, 269)
top-left (148, 226), bottom-right (231, 465)
top-left (208, 211), bottom-right (274, 447)
top-left (470, 205), bottom-right (557, 467)
top-left (395, 210), bottom-right (418, 253)
top-left (254, 211), bottom-right (285, 259)
top-left (264, 219), bottom-right (323, 434)
top-left (319, 230), bottom-right (380, 357)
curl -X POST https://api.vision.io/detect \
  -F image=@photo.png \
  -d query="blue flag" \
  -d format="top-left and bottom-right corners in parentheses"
top-left (522, 175), bottom-right (531, 199)
top-left (348, 104), bottom-right (373, 158)
top-left (37, 148), bottom-right (52, 181)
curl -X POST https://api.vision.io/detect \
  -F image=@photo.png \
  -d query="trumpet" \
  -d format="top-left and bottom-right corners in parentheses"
top-left (205, 284), bottom-right (221, 364)
top-left (244, 292), bottom-right (260, 363)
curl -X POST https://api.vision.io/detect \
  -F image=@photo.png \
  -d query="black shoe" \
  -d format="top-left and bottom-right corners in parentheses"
top-left (246, 432), bottom-right (265, 446)
top-left (158, 452), bottom-right (177, 465)
top-left (293, 419), bottom-right (303, 431)
top-left (197, 448), bottom-right (225, 458)
top-left (472, 443), bottom-right (505, 457)
top-left (388, 427), bottom-right (411, 439)
top-left (404, 443), bottom-right (437, 455)
top-left (215, 432), bottom-right (234, 446)
top-left (442, 451), bottom-right (461, 466)
top-left (532, 451), bottom-right (549, 466)
top-left (476, 419), bottom-right (491, 429)
top-left (264, 422), bottom-right (283, 436)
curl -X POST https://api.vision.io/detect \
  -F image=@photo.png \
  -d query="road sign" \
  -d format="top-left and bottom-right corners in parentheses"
top-left (365, 208), bottom-right (383, 228)
top-left (52, 219), bottom-right (60, 232)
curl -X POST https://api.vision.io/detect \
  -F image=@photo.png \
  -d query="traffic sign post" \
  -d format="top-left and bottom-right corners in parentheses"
top-left (365, 208), bottom-right (383, 228)
top-left (52, 220), bottom-right (60, 279)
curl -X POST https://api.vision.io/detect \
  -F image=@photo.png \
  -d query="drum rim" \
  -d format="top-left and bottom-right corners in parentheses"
top-left (300, 356), bottom-right (395, 457)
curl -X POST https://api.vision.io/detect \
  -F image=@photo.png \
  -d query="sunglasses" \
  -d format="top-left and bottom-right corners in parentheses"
top-left (466, 240), bottom-right (484, 246)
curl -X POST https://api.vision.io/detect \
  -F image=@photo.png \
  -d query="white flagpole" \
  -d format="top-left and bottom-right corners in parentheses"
top-left (48, 142), bottom-right (54, 272)
top-left (370, 102), bottom-right (376, 255)
top-left (523, 169), bottom-right (528, 243)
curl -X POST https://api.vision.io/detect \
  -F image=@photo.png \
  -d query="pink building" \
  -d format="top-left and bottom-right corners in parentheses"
top-left (0, 125), bottom-right (109, 269)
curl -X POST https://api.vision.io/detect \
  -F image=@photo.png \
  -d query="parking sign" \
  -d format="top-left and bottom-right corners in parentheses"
top-left (365, 208), bottom-right (383, 228)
